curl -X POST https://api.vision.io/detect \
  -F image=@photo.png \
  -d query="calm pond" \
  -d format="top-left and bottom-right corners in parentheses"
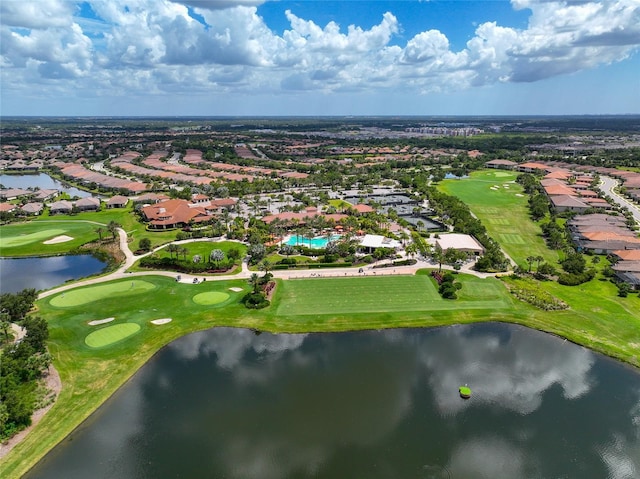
top-left (26, 323), bottom-right (639, 479)
top-left (0, 255), bottom-right (107, 293)
top-left (0, 173), bottom-right (91, 198)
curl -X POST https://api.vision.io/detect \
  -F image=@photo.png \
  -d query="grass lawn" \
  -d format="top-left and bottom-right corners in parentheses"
top-left (329, 199), bottom-right (352, 209)
top-left (0, 221), bottom-right (100, 256)
top-left (34, 207), bottom-right (178, 253)
top-left (49, 279), bottom-right (157, 307)
top-left (276, 274), bottom-right (510, 317)
top-left (129, 240), bottom-right (246, 273)
top-left (192, 291), bottom-right (230, 305)
top-left (439, 170), bottom-right (560, 268)
top-left (152, 240), bottom-right (245, 261)
top-left (85, 323), bottom-right (141, 348)
top-left (2, 271), bottom-right (639, 478)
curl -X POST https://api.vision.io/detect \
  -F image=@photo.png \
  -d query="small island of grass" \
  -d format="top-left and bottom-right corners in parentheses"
top-left (459, 386), bottom-right (472, 399)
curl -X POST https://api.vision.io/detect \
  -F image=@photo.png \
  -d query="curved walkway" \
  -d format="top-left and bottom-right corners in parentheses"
top-left (38, 229), bottom-right (502, 300)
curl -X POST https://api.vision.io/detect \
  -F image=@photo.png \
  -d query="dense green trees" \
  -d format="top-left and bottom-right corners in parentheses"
top-left (0, 291), bottom-right (51, 441)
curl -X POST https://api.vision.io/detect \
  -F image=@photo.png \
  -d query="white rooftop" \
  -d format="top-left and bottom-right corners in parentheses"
top-left (360, 234), bottom-right (401, 249)
top-left (436, 233), bottom-right (484, 252)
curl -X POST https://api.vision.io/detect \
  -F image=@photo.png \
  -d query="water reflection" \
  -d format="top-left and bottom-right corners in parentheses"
top-left (0, 255), bottom-right (106, 293)
top-left (26, 324), bottom-right (640, 479)
top-left (412, 325), bottom-right (594, 414)
top-left (0, 173), bottom-right (91, 198)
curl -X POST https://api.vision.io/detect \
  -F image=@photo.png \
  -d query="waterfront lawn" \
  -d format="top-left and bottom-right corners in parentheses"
top-left (0, 221), bottom-right (99, 256)
top-left (276, 274), bottom-right (512, 317)
top-left (35, 207), bottom-right (178, 253)
top-left (439, 170), bottom-right (560, 268)
top-left (534, 277), bottom-right (640, 360)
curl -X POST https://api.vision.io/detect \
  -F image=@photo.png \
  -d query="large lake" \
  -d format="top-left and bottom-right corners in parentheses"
top-left (0, 255), bottom-right (106, 293)
top-left (26, 324), bottom-right (640, 479)
top-left (0, 173), bottom-right (91, 198)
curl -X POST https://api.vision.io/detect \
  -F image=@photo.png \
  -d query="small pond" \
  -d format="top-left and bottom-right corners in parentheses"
top-left (0, 255), bottom-right (107, 293)
top-left (0, 173), bottom-right (92, 198)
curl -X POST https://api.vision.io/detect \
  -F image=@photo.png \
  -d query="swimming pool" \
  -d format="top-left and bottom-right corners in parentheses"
top-left (285, 234), bottom-right (341, 249)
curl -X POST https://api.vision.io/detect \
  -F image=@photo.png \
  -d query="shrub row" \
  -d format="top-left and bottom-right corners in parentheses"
top-left (557, 269), bottom-right (596, 286)
top-left (139, 256), bottom-right (234, 273)
top-left (432, 271), bottom-right (460, 299)
top-left (507, 279), bottom-right (569, 310)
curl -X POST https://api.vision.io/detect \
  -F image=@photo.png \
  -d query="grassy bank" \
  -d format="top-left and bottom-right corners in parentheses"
top-left (2, 271), bottom-right (639, 478)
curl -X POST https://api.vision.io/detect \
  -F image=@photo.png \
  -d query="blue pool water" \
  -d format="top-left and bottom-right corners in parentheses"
top-left (285, 235), bottom-right (341, 248)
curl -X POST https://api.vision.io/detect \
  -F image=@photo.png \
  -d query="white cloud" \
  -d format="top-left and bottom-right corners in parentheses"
top-left (0, 0), bottom-right (73, 29)
top-left (0, 0), bottom-right (638, 112)
top-left (171, 0), bottom-right (266, 10)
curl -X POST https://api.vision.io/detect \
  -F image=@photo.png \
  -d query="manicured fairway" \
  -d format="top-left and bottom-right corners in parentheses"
top-left (439, 170), bottom-right (560, 267)
top-left (0, 229), bottom-right (67, 248)
top-left (85, 323), bottom-right (141, 348)
top-left (49, 279), bottom-right (156, 307)
top-left (276, 274), bottom-right (510, 316)
top-left (193, 291), bottom-right (230, 305)
top-left (0, 221), bottom-right (100, 256)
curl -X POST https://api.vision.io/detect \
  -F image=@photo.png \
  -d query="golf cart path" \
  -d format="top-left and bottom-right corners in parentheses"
top-left (38, 228), bottom-right (501, 300)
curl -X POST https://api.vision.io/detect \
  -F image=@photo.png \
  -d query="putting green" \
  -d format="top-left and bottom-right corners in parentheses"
top-left (85, 323), bottom-right (141, 348)
top-left (50, 280), bottom-right (156, 307)
top-left (193, 291), bottom-right (230, 305)
top-left (0, 229), bottom-right (67, 248)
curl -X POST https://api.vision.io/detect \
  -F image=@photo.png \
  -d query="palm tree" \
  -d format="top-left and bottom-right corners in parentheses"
top-left (432, 244), bottom-right (445, 272)
top-left (181, 247), bottom-right (189, 261)
top-left (259, 259), bottom-right (272, 276)
top-left (95, 227), bottom-right (105, 241)
top-left (248, 273), bottom-right (260, 294)
top-left (166, 244), bottom-right (179, 259)
top-left (526, 255), bottom-right (536, 273)
top-left (534, 255), bottom-right (544, 272)
top-left (405, 242), bottom-right (418, 260)
top-left (107, 220), bottom-right (120, 240)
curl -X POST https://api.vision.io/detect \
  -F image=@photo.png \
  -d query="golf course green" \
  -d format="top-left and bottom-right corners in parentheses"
top-left (85, 323), bottom-right (141, 348)
top-left (49, 280), bottom-right (156, 307)
top-left (192, 291), bottom-right (230, 305)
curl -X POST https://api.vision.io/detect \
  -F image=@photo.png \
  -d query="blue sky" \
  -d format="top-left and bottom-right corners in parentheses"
top-left (1, 0), bottom-right (639, 116)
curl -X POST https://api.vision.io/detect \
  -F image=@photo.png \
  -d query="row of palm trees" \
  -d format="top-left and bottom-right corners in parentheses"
top-left (166, 244), bottom-right (189, 260)
top-left (525, 255), bottom-right (545, 273)
top-left (94, 221), bottom-right (121, 241)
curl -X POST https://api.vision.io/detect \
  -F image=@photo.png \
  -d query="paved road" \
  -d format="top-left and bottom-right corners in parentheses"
top-left (599, 176), bottom-right (640, 226)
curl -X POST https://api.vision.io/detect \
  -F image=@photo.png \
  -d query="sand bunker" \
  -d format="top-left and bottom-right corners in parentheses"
top-left (151, 318), bottom-right (172, 325)
top-left (229, 287), bottom-right (243, 292)
top-left (43, 235), bottom-right (74, 244)
top-left (88, 317), bottom-right (115, 326)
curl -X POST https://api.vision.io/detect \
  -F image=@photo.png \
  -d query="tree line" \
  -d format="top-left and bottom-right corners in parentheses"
top-left (0, 289), bottom-right (51, 440)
